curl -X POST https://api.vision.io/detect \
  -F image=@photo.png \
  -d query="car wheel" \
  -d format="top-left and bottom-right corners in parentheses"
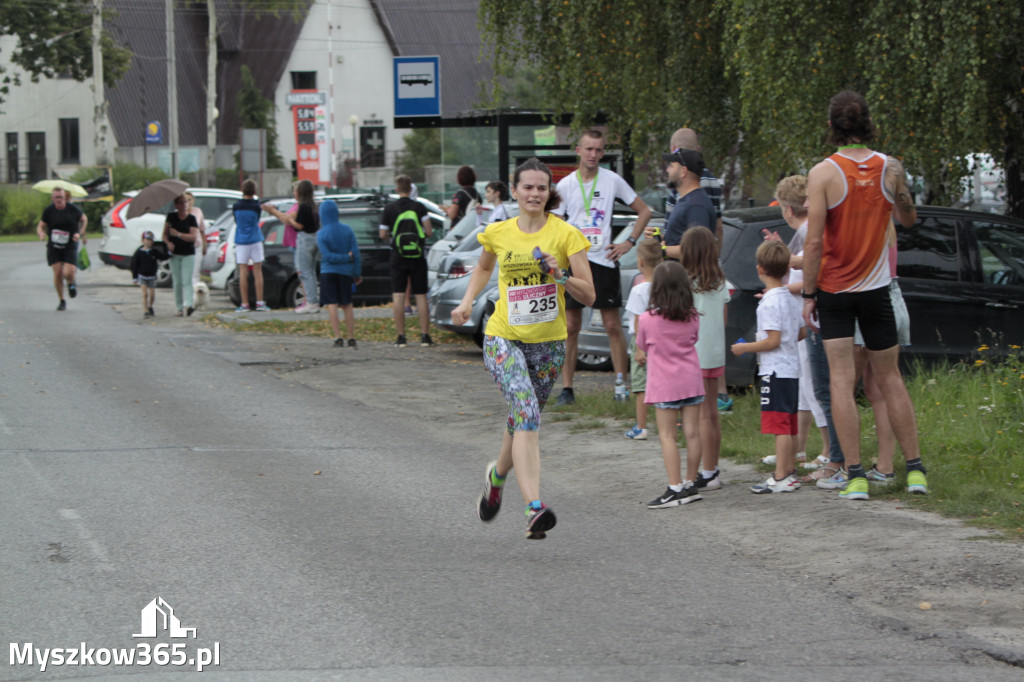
top-left (284, 277), bottom-right (304, 310)
top-left (156, 259), bottom-right (172, 288)
top-left (473, 304), bottom-right (493, 348)
top-left (576, 352), bottom-right (613, 372)
top-left (227, 270), bottom-right (241, 306)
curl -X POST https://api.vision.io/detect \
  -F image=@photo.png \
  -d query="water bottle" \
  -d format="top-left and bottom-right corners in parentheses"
top-left (532, 246), bottom-right (550, 273)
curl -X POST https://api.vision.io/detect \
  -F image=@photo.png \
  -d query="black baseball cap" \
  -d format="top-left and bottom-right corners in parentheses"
top-left (661, 148), bottom-right (704, 174)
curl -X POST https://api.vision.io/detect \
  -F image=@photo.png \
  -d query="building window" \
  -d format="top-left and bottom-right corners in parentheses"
top-left (6, 132), bottom-right (18, 183)
top-left (59, 119), bottom-right (80, 164)
top-left (290, 71), bottom-right (316, 90)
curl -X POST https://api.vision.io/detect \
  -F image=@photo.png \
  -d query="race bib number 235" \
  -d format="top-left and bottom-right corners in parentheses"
top-left (507, 283), bottom-right (558, 326)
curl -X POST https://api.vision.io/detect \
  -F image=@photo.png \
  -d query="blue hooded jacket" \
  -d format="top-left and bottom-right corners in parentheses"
top-left (316, 200), bottom-right (361, 278)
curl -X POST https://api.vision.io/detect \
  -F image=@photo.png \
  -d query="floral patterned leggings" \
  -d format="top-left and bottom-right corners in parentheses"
top-left (483, 336), bottom-right (566, 434)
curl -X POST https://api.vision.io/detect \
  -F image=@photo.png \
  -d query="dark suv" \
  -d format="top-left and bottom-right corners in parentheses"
top-left (229, 196), bottom-right (442, 308)
top-left (722, 206), bottom-right (1024, 386)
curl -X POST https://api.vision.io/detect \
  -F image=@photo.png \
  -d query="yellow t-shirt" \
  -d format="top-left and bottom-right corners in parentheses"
top-left (478, 213), bottom-right (591, 343)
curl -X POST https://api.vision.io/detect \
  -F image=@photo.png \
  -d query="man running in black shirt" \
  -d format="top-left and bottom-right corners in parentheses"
top-left (37, 187), bottom-right (87, 311)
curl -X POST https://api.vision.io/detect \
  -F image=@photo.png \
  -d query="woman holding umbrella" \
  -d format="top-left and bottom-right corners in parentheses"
top-left (162, 194), bottom-right (200, 316)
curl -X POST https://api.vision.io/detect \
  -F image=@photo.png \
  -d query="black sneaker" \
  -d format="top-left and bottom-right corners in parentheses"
top-left (525, 504), bottom-right (556, 539)
top-left (476, 461), bottom-right (503, 522)
top-left (647, 485), bottom-right (703, 509)
top-left (333, 338), bottom-right (345, 348)
top-left (553, 387), bottom-right (575, 406)
top-left (57, 299), bottom-right (66, 311)
top-left (694, 470), bottom-right (722, 491)
top-left (144, 309), bottom-right (154, 318)
top-left (68, 283), bottom-right (77, 298)
top-left (347, 338), bottom-right (357, 349)
top-left (148, 306), bottom-right (155, 317)
top-left (186, 306), bottom-right (195, 317)
top-left (394, 335), bottom-right (407, 347)
top-left (420, 333), bottom-right (435, 347)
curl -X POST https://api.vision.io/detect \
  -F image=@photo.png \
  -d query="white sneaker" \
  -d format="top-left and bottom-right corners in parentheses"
top-left (750, 473), bottom-right (800, 494)
top-left (295, 303), bottom-right (320, 314)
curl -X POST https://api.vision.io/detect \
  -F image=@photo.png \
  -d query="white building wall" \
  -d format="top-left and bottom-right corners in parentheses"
top-left (274, 0), bottom-right (401, 183)
top-left (0, 36), bottom-right (100, 181)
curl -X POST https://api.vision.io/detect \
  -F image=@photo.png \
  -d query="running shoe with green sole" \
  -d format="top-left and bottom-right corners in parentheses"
top-left (906, 470), bottom-right (928, 494)
top-left (838, 476), bottom-right (870, 501)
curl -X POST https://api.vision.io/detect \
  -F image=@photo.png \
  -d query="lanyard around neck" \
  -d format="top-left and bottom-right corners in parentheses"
top-left (577, 168), bottom-right (598, 217)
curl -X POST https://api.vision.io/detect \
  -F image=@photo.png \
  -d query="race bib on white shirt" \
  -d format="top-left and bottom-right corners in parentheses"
top-left (581, 226), bottom-right (602, 252)
top-left (507, 283), bottom-right (558, 326)
top-left (51, 230), bottom-right (70, 246)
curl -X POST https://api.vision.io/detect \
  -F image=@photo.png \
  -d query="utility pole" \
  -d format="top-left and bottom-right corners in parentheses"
top-left (166, 0), bottom-right (178, 178)
top-left (205, 0), bottom-right (217, 185)
top-left (91, 0), bottom-right (111, 165)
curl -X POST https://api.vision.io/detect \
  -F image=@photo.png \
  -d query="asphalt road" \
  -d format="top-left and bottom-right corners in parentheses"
top-left (1, 243), bottom-right (1021, 681)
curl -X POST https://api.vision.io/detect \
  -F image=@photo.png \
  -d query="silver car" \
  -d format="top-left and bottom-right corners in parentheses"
top-left (428, 225), bottom-right (498, 346)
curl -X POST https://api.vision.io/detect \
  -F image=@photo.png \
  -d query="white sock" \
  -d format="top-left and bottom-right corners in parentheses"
top-left (669, 483), bottom-right (683, 493)
top-left (701, 468), bottom-right (718, 479)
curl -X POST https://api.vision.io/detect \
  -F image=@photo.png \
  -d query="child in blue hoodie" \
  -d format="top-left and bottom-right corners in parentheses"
top-left (316, 200), bottom-right (362, 348)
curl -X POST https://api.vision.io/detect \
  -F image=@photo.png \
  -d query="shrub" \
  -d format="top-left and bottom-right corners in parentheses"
top-left (0, 186), bottom-right (51, 235)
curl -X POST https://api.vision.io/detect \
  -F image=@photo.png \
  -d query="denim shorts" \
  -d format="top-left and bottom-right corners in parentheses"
top-left (654, 395), bottom-right (705, 410)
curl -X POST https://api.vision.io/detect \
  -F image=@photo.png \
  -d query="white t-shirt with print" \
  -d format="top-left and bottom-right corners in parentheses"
top-left (624, 280), bottom-right (651, 335)
top-left (552, 168), bottom-right (637, 269)
top-left (756, 286), bottom-right (801, 379)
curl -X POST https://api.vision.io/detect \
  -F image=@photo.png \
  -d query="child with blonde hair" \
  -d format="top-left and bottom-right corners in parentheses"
top-left (623, 239), bottom-right (662, 440)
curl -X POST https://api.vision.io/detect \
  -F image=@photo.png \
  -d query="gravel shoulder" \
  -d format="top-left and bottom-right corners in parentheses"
top-left (89, 263), bottom-right (1024, 669)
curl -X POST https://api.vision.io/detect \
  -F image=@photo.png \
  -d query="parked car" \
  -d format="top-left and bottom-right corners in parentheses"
top-left (577, 205), bottom-right (1024, 387)
top-left (202, 198), bottom-right (296, 290)
top-left (428, 226), bottom-right (498, 346)
top-left (426, 201), bottom-right (517, 287)
top-left (99, 187), bottom-right (242, 286)
top-left (228, 198), bottom-right (445, 308)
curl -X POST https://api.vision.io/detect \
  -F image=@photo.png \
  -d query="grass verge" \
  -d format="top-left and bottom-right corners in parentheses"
top-left (551, 350), bottom-right (1024, 540)
top-left (202, 311), bottom-right (474, 346)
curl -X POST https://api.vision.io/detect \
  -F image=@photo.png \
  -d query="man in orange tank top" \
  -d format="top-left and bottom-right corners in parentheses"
top-left (801, 90), bottom-right (928, 501)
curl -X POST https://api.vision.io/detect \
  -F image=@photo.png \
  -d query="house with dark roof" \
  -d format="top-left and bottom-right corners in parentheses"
top-left (1, 0), bottom-right (491, 186)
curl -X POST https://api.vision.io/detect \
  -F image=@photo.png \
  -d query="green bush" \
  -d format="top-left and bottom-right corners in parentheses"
top-left (0, 186), bottom-right (52, 235)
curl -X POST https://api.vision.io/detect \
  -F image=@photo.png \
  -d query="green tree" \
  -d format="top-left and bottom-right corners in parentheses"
top-left (236, 65), bottom-right (284, 169)
top-left (0, 0), bottom-right (131, 104)
top-left (480, 0), bottom-right (1024, 217)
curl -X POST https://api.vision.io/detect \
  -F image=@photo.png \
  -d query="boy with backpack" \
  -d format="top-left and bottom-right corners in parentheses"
top-left (379, 174), bottom-right (434, 347)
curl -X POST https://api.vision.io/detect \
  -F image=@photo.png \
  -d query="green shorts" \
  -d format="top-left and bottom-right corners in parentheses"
top-left (629, 335), bottom-right (646, 393)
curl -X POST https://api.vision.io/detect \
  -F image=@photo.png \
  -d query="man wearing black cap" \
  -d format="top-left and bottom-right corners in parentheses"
top-left (661, 148), bottom-right (716, 260)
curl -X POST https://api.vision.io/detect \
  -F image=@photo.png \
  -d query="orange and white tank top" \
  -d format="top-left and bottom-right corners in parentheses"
top-left (819, 151), bottom-right (893, 293)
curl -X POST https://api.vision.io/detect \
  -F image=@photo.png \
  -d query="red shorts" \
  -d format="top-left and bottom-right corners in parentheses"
top-left (760, 373), bottom-right (798, 435)
top-left (702, 366), bottom-right (725, 379)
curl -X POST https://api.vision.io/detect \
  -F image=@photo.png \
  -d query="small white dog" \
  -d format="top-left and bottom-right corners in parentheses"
top-left (193, 281), bottom-right (209, 310)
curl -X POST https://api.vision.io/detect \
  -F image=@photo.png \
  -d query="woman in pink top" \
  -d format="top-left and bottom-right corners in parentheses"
top-left (635, 260), bottom-right (705, 509)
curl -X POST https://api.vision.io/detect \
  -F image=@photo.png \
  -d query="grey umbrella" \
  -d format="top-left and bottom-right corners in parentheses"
top-left (126, 179), bottom-right (190, 219)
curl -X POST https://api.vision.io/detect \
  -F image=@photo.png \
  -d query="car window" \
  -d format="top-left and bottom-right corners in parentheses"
top-left (341, 211), bottom-right (386, 246)
top-left (973, 220), bottom-right (1024, 286)
top-left (263, 219), bottom-right (286, 246)
top-left (194, 196), bottom-right (226, 217)
top-left (896, 216), bottom-right (960, 281)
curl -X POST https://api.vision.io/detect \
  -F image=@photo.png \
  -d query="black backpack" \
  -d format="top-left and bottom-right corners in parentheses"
top-left (391, 208), bottom-right (425, 258)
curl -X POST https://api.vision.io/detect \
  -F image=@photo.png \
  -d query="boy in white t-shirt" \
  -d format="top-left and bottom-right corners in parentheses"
top-left (731, 241), bottom-right (803, 493)
top-left (623, 239), bottom-right (662, 440)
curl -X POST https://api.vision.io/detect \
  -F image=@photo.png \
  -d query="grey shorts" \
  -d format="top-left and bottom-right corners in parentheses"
top-left (854, 280), bottom-right (910, 347)
top-left (138, 276), bottom-right (156, 289)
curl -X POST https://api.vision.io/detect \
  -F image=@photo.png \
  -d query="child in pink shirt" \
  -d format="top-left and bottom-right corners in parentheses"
top-left (635, 260), bottom-right (705, 509)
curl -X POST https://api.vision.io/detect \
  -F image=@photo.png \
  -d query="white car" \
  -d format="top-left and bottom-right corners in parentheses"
top-left (426, 201), bottom-right (516, 287)
top-left (99, 187), bottom-right (243, 286)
